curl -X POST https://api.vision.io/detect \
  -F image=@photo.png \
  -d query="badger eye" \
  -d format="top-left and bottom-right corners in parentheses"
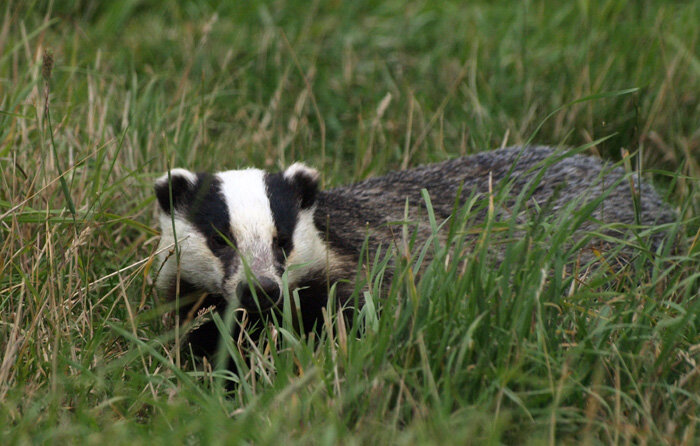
top-left (274, 235), bottom-right (290, 250)
top-left (211, 232), bottom-right (230, 248)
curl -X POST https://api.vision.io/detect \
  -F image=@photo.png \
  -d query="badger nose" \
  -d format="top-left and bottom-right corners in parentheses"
top-left (237, 277), bottom-right (281, 312)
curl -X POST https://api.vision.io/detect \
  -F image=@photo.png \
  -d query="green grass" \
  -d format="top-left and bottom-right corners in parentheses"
top-left (1, 0), bottom-right (699, 443)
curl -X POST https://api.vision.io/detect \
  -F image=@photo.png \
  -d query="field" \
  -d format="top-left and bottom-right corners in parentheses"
top-left (1, 0), bottom-right (699, 443)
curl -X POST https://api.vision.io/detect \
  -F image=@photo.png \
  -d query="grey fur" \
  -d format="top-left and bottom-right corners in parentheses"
top-left (313, 145), bottom-right (675, 303)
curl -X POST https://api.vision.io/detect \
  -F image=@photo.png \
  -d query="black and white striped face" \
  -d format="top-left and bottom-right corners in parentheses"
top-left (154, 163), bottom-right (327, 311)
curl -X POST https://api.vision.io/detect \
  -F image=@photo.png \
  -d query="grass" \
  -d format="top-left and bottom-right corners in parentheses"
top-left (1, 0), bottom-right (699, 443)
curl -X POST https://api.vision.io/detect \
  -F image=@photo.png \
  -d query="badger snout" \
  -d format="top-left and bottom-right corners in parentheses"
top-left (236, 276), bottom-right (281, 312)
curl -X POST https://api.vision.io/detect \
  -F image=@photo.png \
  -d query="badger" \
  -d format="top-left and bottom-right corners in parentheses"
top-left (154, 145), bottom-right (675, 358)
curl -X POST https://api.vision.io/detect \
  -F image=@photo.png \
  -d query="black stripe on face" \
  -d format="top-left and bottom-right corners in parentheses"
top-left (264, 173), bottom-right (298, 263)
top-left (185, 173), bottom-right (237, 274)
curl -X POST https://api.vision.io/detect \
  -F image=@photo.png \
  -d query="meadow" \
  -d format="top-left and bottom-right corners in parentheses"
top-left (1, 0), bottom-right (699, 443)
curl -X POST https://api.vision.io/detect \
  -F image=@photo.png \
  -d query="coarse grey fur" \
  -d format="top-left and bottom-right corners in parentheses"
top-left (315, 146), bottom-right (675, 252)
top-left (314, 145), bottom-right (675, 303)
top-left (154, 145), bottom-right (676, 357)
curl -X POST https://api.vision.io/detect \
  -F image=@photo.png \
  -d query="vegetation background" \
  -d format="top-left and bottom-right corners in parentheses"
top-left (1, 0), bottom-right (699, 443)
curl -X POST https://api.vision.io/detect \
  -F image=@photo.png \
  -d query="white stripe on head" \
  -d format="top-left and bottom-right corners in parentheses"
top-left (217, 169), bottom-right (278, 282)
top-left (218, 169), bottom-right (275, 242)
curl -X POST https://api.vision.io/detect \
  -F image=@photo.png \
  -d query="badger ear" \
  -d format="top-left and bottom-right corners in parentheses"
top-left (284, 162), bottom-right (320, 209)
top-left (154, 168), bottom-right (198, 214)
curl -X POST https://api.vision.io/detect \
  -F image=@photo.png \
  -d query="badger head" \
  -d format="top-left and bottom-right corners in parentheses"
top-left (154, 163), bottom-right (326, 313)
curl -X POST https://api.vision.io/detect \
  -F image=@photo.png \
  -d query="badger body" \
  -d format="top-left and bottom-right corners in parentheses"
top-left (154, 146), bottom-right (675, 358)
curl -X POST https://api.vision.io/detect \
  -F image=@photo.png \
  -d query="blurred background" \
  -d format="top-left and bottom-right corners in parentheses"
top-left (3, 0), bottom-right (698, 185)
